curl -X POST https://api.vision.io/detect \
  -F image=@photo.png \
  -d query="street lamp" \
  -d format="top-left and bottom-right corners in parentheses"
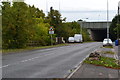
top-left (46, 0), bottom-right (48, 15)
top-left (106, 0), bottom-right (109, 43)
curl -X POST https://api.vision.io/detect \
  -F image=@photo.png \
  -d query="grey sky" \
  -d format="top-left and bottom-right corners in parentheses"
top-left (25, 0), bottom-right (120, 22)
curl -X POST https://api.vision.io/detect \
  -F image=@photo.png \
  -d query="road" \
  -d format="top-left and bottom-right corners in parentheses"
top-left (2, 42), bottom-right (102, 78)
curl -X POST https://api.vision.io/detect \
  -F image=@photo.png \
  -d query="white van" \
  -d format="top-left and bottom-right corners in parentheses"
top-left (74, 34), bottom-right (83, 42)
top-left (68, 37), bottom-right (74, 42)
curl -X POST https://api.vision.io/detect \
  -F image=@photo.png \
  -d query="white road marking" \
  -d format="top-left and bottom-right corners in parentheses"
top-left (21, 57), bottom-right (40, 63)
top-left (108, 74), bottom-right (114, 78)
top-left (21, 60), bottom-right (29, 62)
top-left (1, 43), bottom-right (98, 70)
top-left (114, 54), bottom-right (118, 59)
top-left (66, 53), bottom-right (90, 78)
top-left (0, 64), bottom-right (10, 69)
top-left (1, 50), bottom-right (57, 68)
top-left (66, 45), bottom-right (101, 78)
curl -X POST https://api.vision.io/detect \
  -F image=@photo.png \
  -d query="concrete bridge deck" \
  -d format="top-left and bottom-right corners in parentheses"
top-left (78, 21), bottom-right (112, 29)
top-left (77, 21), bottom-right (112, 41)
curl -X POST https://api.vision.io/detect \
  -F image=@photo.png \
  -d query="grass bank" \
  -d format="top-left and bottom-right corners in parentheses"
top-left (101, 51), bottom-right (115, 54)
top-left (2, 43), bottom-right (69, 54)
top-left (103, 46), bottom-right (113, 48)
top-left (84, 56), bottom-right (120, 69)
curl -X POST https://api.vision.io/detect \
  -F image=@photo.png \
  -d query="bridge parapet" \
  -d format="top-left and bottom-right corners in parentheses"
top-left (78, 21), bottom-right (112, 29)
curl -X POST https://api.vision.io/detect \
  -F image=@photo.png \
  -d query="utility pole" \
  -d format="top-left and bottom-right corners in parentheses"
top-left (107, 0), bottom-right (109, 40)
top-left (59, 0), bottom-right (60, 12)
top-left (46, 0), bottom-right (48, 15)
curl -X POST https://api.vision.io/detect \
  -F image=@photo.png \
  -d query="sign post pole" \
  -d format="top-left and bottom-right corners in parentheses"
top-left (49, 26), bottom-right (54, 46)
top-left (51, 34), bottom-right (53, 46)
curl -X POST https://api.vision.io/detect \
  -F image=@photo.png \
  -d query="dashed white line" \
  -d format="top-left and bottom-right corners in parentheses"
top-left (1, 51), bottom-right (57, 68)
top-left (21, 60), bottom-right (29, 62)
top-left (0, 64), bottom-right (10, 69)
top-left (21, 57), bottom-right (40, 63)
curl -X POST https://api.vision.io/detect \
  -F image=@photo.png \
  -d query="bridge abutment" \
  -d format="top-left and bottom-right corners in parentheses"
top-left (78, 21), bottom-right (111, 41)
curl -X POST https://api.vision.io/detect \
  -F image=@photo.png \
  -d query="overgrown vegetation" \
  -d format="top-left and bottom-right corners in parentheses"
top-left (101, 51), bottom-right (115, 54)
top-left (110, 15), bottom-right (120, 40)
top-left (2, 2), bottom-right (91, 49)
top-left (84, 56), bottom-right (120, 69)
top-left (103, 46), bottom-right (113, 48)
top-left (2, 43), bottom-right (69, 54)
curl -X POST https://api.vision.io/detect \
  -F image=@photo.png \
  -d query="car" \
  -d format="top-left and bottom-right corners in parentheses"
top-left (103, 38), bottom-right (113, 47)
top-left (68, 37), bottom-right (74, 43)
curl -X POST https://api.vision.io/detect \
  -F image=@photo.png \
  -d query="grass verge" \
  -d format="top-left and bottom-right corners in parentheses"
top-left (83, 41), bottom-right (96, 43)
top-left (103, 46), bottom-right (113, 48)
top-left (2, 43), bottom-right (69, 54)
top-left (101, 51), bottom-right (115, 54)
top-left (84, 56), bottom-right (120, 69)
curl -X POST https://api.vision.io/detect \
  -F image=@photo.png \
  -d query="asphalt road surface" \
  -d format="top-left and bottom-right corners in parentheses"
top-left (2, 42), bottom-right (102, 78)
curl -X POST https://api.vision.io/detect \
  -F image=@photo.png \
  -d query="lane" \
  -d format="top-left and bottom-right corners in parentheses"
top-left (2, 42), bottom-right (98, 66)
top-left (2, 42), bottom-right (102, 78)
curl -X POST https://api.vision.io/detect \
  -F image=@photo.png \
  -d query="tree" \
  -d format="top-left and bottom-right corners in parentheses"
top-left (60, 21), bottom-right (91, 42)
top-left (29, 5), bottom-right (45, 18)
top-left (110, 15), bottom-right (120, 40)
top-left (2, 1), bottom-right (52, 49)
top-left (2, 2), bottom-right (14, 48)
top-left (32, 18), bottom-right (50, 46)
top-left (2, 2), bottom-right (35, 48)
top-left (46, 7), bottom-right (66, 36)
top-left (12, 2), bottom-right (33, 48)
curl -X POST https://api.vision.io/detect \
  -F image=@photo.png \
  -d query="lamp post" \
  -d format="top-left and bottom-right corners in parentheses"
top-left (107, 0), bottom-right (109, 40)
top-left (59, 0), bottom-right (60, 12)
top-left (46, 0), bottom-right (48, 15)
top-left (106, 0), bottom-right (110, 46)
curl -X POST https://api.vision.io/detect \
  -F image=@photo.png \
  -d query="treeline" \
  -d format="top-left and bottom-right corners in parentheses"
top-left (110, 15), bottom-right (120, 40)
top-left (2, 2), bottom-right (91, 49)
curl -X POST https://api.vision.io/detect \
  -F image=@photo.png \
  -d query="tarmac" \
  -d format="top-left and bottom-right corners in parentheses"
top-left (70, 45), bottom-right (120, 79)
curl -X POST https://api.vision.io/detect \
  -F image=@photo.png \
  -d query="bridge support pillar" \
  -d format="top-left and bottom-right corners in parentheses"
top-left (87, 29), bottom-right (93, 40)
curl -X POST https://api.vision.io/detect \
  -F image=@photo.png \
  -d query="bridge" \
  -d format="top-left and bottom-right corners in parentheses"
top-left (78, 21), bottom-right (112, 41)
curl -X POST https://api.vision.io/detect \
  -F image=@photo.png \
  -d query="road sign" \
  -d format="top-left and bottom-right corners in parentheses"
top-left (49, 31), bottom-right (54, 34)
top-left (49, 26), bottom-right (54, 31)
top-left (49, 26), bottom-right (54, 34)
top-left (49, 26), bottom-right (54, 45)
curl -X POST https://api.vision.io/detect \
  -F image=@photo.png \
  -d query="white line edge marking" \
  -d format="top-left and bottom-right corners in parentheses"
top-left (66, 47), bottom-right (99, 78)
top-left (66, 54), bottom-right (90, 78)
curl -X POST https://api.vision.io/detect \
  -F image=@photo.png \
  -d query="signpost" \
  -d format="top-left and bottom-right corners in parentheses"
top-left (49, 26), bottom-right (54, 46)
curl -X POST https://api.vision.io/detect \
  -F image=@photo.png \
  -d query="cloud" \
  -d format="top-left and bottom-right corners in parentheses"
top-left (25, 0), bottom-right (119, 22)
